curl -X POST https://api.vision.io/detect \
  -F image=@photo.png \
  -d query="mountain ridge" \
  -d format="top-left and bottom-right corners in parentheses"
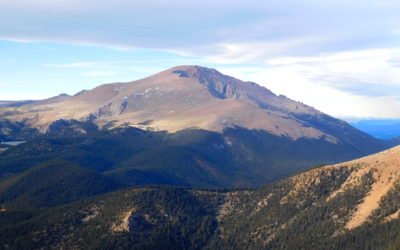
top-left (1, 145), bottom-right (400, 249)
top-left (0, 65), bottom-right (384, 146)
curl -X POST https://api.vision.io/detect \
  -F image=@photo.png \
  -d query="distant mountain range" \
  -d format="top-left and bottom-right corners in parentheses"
top-left (1, 145), bottom-right (400, 249)
top-left (349, 119), bottom-right (400, 140)
top-left (0, 66), bottom-right (388, 188)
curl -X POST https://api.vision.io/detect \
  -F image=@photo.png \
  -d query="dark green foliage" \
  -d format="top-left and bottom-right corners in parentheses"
top-left (222, 127), bottom-right (369, 182)
top-left (208, 167), bottom-right (395, 250)
top-left (0, 119), bottom-right (39, 141)
top-left (0, 127), bottom-right (163, 177)
top-left (323, 219), bottom-right (400, 250)
top-left (46, 119), bottom-right (99, 137)
top-left (0, 160), bottom-right (120, 208)
top-left (0, 187), bottom-right (222, 250)
top-left (294, 113), bottom-right (387, 154)
top-left (0, 125), bottom-right (387, 189)
top-left (0, 176), bottom-right (399, 249)
top-left (105, 167), bottom-right (179, 186)
top-left (113, 145), bottom-right (233, 188)
top-left (0, 122), bottom-right (395, 249)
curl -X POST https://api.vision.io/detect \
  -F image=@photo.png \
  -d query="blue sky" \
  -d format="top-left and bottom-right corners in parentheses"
top-left (1, 0), bottom-right (400, 118)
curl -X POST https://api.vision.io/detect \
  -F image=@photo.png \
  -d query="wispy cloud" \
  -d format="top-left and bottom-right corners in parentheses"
top-left (1, 0), bottom-right (399, 58)
top-left (387, 58), bottom-right (400, 67)
top-left (261, 48), bottom-right (400, 96)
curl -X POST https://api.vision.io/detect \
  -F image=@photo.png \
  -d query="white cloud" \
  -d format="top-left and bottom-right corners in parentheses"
top-left (217, 47), bottom-right (400, 118)
top-left (198, 37), bottom-right (327, 64)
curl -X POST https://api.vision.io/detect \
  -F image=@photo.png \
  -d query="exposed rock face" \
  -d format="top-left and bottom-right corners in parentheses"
top-left (112, 208), bottom-right (136, 233)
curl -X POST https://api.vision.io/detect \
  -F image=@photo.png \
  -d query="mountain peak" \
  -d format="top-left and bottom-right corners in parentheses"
top-left (161, 65), bottom-right (278, 105)
top-left (0, 65), bottom-right (382, 145)
top-left (172, 65), bottom-right (244, 99)
top-left (170, 65), bottom-right (219, 76)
